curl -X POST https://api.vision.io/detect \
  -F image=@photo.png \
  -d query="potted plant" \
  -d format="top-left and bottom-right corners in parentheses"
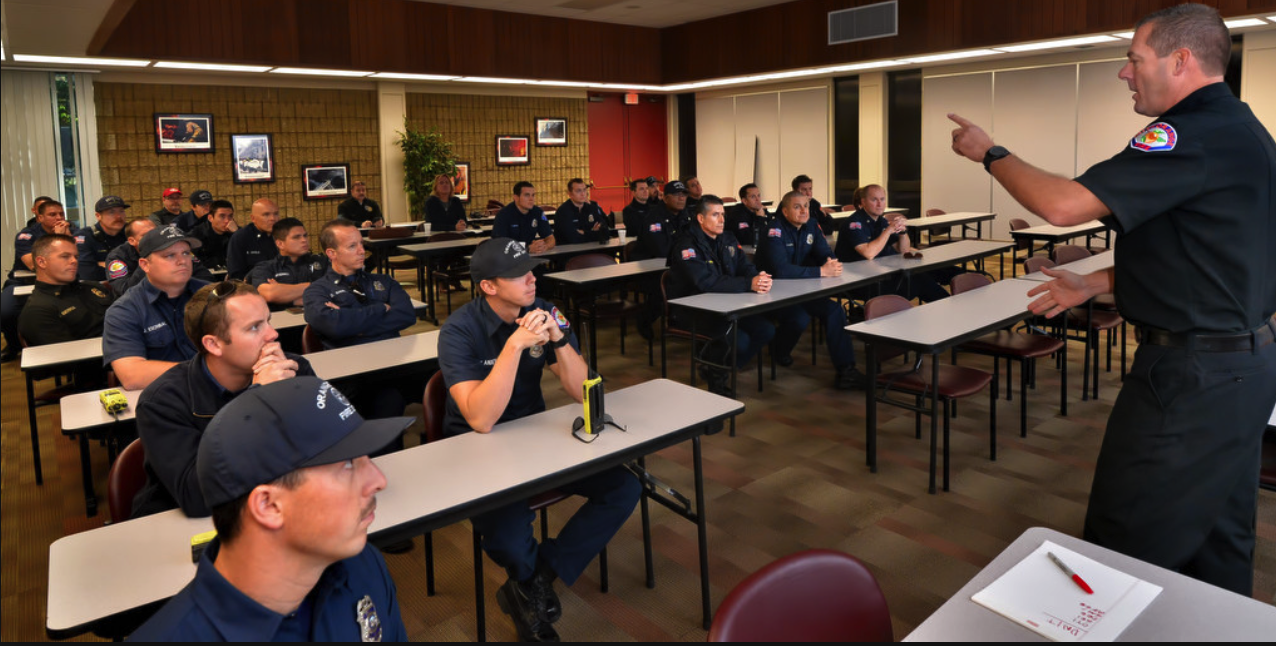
top-left (396, 121), bottom-right (458, 219)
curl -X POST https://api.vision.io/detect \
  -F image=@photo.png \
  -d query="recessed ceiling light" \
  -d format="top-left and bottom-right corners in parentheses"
top-left (13, 54), bottom-right (150, 67)
top-left (369, 72), bottom-right (458, 81)
top-left (455, 76), bottom-right (528, 84)
top-left (270, 67), bottom-right (373, 77)
top-left (154, 61), bottom-right (271, 72)
top-left (996, 35), bottom-right (1120, 53)
top-left (1223, 18), bottom-right (1265, 28)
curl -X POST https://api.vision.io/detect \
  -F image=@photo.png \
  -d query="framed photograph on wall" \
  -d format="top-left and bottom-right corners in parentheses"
top-left (154, 113), bottom-right (214, 153)
top-left (230, 134), bottom-right (274, 183)
top-left (535, 117), bottom-right (567, 146)
top-left (302, 163), bottom-right (350, 200)
top-left (453, 162), bottom-right (471, 203)
top-left (495, 135), bottom-right (530, 166)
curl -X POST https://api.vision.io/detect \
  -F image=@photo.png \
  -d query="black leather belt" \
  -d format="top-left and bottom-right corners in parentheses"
top-left (1135, 319), bottom-right (1276, 353)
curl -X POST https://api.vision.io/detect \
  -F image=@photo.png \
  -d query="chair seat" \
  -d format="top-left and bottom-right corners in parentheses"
top-left (1092, 293), bottom-right (1117, 310)
top-left (1067, 308), bottom-right (1123, 331)
top-left (878, 362), bottom-right (992, 399)
top-left (387, 255), bottom-right (420, 269)
top-left (962, 330), bottom-right (1064, 359)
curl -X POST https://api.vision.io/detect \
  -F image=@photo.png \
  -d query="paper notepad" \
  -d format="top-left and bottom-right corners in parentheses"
top-left (971, 540), bottom-right (1162, 641)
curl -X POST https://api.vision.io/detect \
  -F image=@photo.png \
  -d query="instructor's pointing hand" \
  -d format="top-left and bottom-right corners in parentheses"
top-left (948, 113), bottom-right (995, 163)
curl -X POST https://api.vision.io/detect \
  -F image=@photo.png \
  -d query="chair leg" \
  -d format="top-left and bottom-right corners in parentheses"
top-left (639, 464), bottom-right (655, 588)
top-left (472, 527), bottom-right (486, 642)
top-left (598, 546), bottom-right (609, 593)
top-left (425, 532), bottom-right (436, 596)
top-left (540, 508), bottom-right (549, 541)
top-left (1020, 359), bottom-right (1029, 438)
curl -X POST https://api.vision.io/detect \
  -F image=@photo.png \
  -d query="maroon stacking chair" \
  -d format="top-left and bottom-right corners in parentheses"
top-left (1051, 244), bottom-right (1091, 266)
top-left (1023, 256), bottom-right (1055, 275)
top-left (366, 225), bottom-right (414, 279)
top-left (107, 439), bottom-right (147, 523)
top-left (864, 295), bottom-right (995, 492)
top-left (951, 273), bottom-right (1067, 433)
top-left (921, 207), bottom-right (953, 247)
top-left (659, 270), bottom-right (765, 397)
top-left (300, 325), bottom-right (323, 354)
top-left (564, 253), bottom-right (648, 363)
top-left (707, 549), bottom-right (893, 642)
top-left (426, 231), bottom-right (473, 316)
top-left (1009, 218), bottom-right (1048, 277)
top-left (421, 371), bottom-right (651, 642)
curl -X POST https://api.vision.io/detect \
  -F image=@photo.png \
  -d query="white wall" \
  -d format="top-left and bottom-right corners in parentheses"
top-left (695, 83), bottom-right (830, 203)
top-left (1242, 30), bottom-right (1276, 135)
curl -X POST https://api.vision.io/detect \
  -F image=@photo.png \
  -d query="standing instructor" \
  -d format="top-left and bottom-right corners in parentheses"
top-left (950, 3), bottom-right (1275, 595)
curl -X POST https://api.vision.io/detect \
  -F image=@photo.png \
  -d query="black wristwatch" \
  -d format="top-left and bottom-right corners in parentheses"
top-left (983, 145), bottom-right (1011, 173)
top-left (549, 335), bottom-right (570, 350)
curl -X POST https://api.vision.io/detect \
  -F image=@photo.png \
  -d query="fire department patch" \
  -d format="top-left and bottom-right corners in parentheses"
top-left (1130, 122), bottom-right (1177, 152)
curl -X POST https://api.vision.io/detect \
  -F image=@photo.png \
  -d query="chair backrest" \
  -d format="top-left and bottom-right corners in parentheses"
top-left (1052, 244), bottom-right (1090, 266)
top-left (367, 226), bottom-right (412, 239)
top-left (659, 270), bottom-right (675, 323)
top-left (841, 204), bottom-right (857, 212)
top-left (622, 239), bottom-right (640, 263)
top-left (1009, 218), bottom-right (1032, 250)
top-left (863, 295), bottom-right (913, 362)
top-left (925, 208), bottom-right (946, 217)
top-left (708, 549), bottom-right (893, 642)
top-left (1023, 256), bottom-right (1056, 274)
top-left (950, 272), bottom-right (992, 295)
top-left (429, 231), bottom-right (466, 243)
top-left (565, 253), bottom-right (617, 271)
top-left (421, 370), bottom-right (448, 445)
top-left (108, 439), bottom-right (148, 524)
top-left (485, 199), bottom-right (504, 211)
top-left (301, 324), bottom-right (323, 354)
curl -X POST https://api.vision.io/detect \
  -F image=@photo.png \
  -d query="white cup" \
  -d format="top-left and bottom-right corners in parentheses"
top-left (423, 223), bottom-right (432, 235)
top-left (618, 230), bottom-right (628, 244)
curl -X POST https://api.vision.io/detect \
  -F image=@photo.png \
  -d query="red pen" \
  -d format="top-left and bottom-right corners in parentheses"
top-left (1047, 551), bottom-right (1094, 594)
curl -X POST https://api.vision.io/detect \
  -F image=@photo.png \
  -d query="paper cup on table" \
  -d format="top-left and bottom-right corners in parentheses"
top-left (618, 230), bottom-right (627, 244)
top-left (423, 223), bottom-right (432, 235)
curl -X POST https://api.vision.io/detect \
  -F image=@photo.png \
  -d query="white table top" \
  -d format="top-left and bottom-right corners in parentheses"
top-left (533, 238), bottom-right (623, 259)
top-left (847, 275), bottom-right (1037, 351)
top-left (904, 527), bottom-right (1276, 641)
top-left (668, 261), bottom-right (896, 317)
top-left (542, 258), bottom-right (667, 286)
top-left (306, 330), bottom-right (439, 380)
top-left (398, 237), bottom-right (484, 257)
top-left (1017, 250), bottom-right (1114, 282)
top-left (830, 206), bottom-right (909, 220)
top-left (873, 239), bottom-right (1012, 274)
top-left (47, 378), bottom-right (741, 636)
top-left (1010, 221), bottom-right (1109, 238)
top-left (904, 211), bottom-right (996, 229)
top-left (21, 338), bottom-right (105, 371)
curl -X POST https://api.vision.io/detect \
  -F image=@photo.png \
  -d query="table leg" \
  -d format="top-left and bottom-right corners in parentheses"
top-left (929, 358), bottom-right (940, 494)
top-left (729, 322), bottom-right (738, 437)
top-left (424, 258), bottom-right (438, 324)
top-left (866, 343), bottom-right (878, 472)
top-left (587, 293), bottom-right (598, 374)
top-left (25, 373), bottom-right (43, 485)
top-left (693, 436), bottom-right (711, 630)
top-left (78, 433), bottom-right (97, 517)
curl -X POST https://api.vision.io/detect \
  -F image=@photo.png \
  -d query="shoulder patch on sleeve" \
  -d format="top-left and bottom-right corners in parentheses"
top-left (17, 232), bottom-right (32, 240)
top-left (1130, 122), bottom-right (1177, 152)
top-left (849, 222), bottom-right (862, 230)
top-left (767, 228), bottom-right (781, 238)
top-left (649, 222), bottom-right (662, 232)
top-left (75, 235), bottom-right (86, 244)
top-left (738, 222), bottom-right (750, 229)
top-left (107, 260), bottom-right (128, 279)
top-left (551, 306), bottom-right (569, 329)
top-left (681, 248), bottom-right (696, 260)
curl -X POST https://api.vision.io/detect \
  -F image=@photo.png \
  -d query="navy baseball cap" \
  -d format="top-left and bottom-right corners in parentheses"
top-left (197, 377), bottom-right (412, 508)
top-left (470, 237), bottom-right (547, 282)
top-left (138, 224), bottom-right (202, 257)
top-left (94, 195), bottom-right (130, 212)
top-left (663, 180), bottom-right (688, 195)
top-left (189, 190), bottom-right (213, 205)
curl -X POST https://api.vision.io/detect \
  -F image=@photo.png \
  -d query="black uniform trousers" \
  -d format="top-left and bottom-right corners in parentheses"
top-left (1083, 326), bottom-right (1276, 595)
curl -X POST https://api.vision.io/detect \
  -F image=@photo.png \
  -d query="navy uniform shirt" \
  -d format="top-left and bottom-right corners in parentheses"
top-left (188, 220), bottom-right (233, 270)
top-left (302, 268), bottom-right (415, 349)
top-left (755, 216), bottom-right (835, 278)
top-left (225, 222), bottom-right (279, 280)
top-left (148, 208), bottom-right (181, 227)
top-left (492, 203), bottom-right (553, 244)
top-left (337, 196), bottom-right (384, 226)
top-left (171, 209), bottom-right (200, 233)
top-left (634, 201), bottom-right (688, 261)
top-left (666, 226), bottom-right (757, 301)
top-left (834, 209), bottom-right (900, 262)
top-left (132, 354), bottom-right (315, 519)
top-left (437, 296), bottom-right (579, 438)
top-left (74, 223), bottom-right (128, 281)
top-left (809, 197), bottom-right (835, 236)
top-left (425, 195), bottom-right (468, 231)
top-left (621, 198), bottom-right (652, 233)
top-left (105, 244), bottom-right (214, 297)
top-left (553, 199), bottom-right (609, 244)
top-left (129, 540), bottom-right (406, 642)
top-left (723, 203), bottom-right (769, 246)
top-left (248, 253), bottom-right (329, 311)
top-left (101, 276), bottom-right (207, 367)
top-left (9, 223), bottom-right (47, 280)
top-left (18, 280), bottom-right (113, 347)
top-left (1075, 83), bottom-right (1276, 334)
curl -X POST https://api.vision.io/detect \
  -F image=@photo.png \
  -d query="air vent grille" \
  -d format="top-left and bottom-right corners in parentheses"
top-left (828, 1), bottom-right (897, 46)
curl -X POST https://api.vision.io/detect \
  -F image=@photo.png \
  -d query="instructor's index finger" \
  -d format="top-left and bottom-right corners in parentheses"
top-left (947, 113), bottom-right (974, 127)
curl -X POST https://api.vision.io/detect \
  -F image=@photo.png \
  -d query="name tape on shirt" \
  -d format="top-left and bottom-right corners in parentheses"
top-left (1130, 122), bottom-right (1177, 152)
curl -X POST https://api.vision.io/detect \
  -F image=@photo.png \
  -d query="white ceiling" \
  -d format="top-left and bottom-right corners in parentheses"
top-left (2, 0), bottom-right (115, 57)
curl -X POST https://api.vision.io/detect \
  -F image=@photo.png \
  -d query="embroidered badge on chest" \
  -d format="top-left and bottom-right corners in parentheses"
top-left (356, 595), bottom-right (382, 642)
top-left (373, 281), bottom-right (385, 292)
top-left (806, 233), bottom-right (814, 245)
top-left (1130, 122), bottom-right (1177, 152)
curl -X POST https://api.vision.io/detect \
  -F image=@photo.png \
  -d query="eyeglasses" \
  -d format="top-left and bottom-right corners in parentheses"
top-left (195, 280), bottom-right (240, 338)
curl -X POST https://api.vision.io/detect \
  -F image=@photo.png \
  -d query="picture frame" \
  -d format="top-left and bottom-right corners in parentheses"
top-left (301, 163), bottom-right (351, 200)
top-left (535, 117), bottom-right (567, 147)
top-left (495, 135), bottom-right (530, 166)
top-left (453, 162), bottom-right (471, 203)
top-left (230, 134), bottom-right (275, 184)
top-left (154, 113), bottom-right (214, 153)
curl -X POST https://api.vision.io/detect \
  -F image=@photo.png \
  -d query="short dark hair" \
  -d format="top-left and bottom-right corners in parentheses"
top-left (38, 200), bottom-right (64, 215)
top-left (1135, 3), bottom-right (1231, 77)
top-left (850, 186), bottom-right (865, 209)
top-left (209, 199), bottom-right (234, 216)
top-left (210, 469), bottom-right (305, 544)
top-left (567, 178), bottom-right (586, 192)
top-left (513, 181), bottom-right (534, 197)
top-left (185, 281), bottom-right (260, 353)
top-left (32, 196), bottom-right (54, 209)
top-left (779, 190), bottom-right (804, 213)
top-left (272, 217), bottom-right (305, 242)
top-left (738, 183), bottom-right (758, 200)
top-left (319, 219), bottom-right (356, 251)
top-left (629, 179), bottom-right (644, 192)
top-left (32, 233), bottom-right (76, 258)
top-left (125, 217), bottom-right (152, 239)
top-left (791, 175), bottom-right (813, 190)
top-left (697, 194), bottom-right (724, 216)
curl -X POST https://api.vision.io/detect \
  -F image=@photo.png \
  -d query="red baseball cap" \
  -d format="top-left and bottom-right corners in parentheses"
top-left (162, 188), bottom-right (183, 198)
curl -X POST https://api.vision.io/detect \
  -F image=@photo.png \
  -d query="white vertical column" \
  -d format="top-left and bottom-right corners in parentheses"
top-left (377, 82), bottom-right (407, 222)
top-left (858, 71), bottom-right (888, 188)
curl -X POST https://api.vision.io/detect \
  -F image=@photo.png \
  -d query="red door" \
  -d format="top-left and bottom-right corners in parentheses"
top-left (587, 94), bottom-right (668, 214)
